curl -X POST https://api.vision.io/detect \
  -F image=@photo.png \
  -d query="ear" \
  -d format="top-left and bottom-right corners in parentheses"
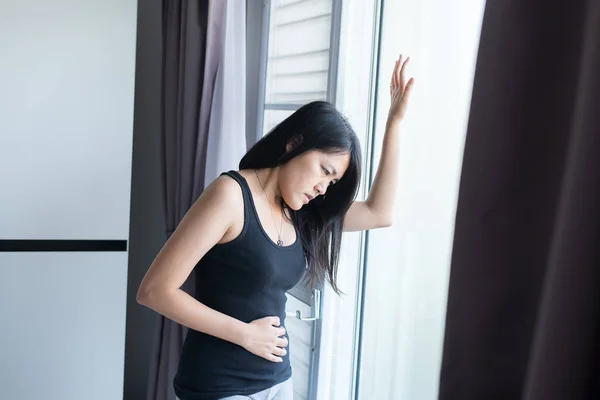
top-left (285, 135), bottom-right (303, 153)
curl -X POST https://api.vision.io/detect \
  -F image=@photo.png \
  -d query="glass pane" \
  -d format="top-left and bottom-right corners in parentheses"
top-left (264, 0), bottom-right (333, 106)
top-left (356, 0), bottom-right (486, 399)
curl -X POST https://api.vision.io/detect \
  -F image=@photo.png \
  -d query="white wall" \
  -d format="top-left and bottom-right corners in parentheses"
top-left (0, 253), bottom-right (129, 399)
top-left (0, 1), bottom-right (136, 239)
top-left (0, 1), bottom-right (137, 399)
top-left (357, 0), bottom-right (486, 399)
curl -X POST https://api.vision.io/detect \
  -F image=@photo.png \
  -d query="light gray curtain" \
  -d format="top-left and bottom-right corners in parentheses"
top-left (146, 0), bottom-right (246, 399)
top-left (204, 0), bottom-right (247, 184)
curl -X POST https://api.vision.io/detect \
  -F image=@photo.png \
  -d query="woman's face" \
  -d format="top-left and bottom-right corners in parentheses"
top-left (278, 149), bottom-right (351, 210)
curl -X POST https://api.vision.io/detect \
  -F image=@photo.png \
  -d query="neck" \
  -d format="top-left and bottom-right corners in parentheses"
top-left (255, 168), bottom-right (281, 206)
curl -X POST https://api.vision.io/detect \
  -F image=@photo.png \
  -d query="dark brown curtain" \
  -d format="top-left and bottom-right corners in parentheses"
top-left (146, 1), bottom-right (226, 399)
top-left (438, 0), bottom-right (600, 399)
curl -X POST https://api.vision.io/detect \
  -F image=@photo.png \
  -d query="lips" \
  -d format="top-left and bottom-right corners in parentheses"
top-left (305, 194), bottom-right (315, 202)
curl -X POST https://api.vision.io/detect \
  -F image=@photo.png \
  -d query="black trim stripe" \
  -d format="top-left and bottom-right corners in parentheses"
top-left (0, 240), bottom-right (128, 252)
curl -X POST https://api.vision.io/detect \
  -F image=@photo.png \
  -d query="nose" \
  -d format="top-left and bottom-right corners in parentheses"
top-left (315, 182), bottom-right (327, 196)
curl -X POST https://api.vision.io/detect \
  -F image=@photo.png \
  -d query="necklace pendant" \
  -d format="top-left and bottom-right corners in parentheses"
top-left (277, 236), bottom-right (284, 246)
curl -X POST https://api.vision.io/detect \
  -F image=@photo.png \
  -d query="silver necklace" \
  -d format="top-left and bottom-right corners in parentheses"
top-left (255, 169), bottom-right (284, 246)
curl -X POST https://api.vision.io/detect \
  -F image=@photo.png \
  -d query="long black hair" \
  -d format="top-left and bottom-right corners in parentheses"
top-left (240, 101), bottom-right (361, 294)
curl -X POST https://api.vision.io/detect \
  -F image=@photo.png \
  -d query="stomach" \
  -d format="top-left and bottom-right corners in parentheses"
top-left (174, 329), bottom-right (292, 395)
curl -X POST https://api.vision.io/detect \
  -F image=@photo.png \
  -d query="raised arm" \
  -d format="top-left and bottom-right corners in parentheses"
top-left (344, 54), bottom-right (414, 232)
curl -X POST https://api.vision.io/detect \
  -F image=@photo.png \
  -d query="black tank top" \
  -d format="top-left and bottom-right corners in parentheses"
top-left (173, 171), bottom-right (307, 400)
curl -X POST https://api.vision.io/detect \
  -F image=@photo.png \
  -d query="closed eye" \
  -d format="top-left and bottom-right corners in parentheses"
top-left (322, 166), bottom-right (338, 186)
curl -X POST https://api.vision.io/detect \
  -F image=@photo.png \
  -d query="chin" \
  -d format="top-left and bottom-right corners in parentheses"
top-left (284, 194), bottom-right (303, 211)
top-left (288, 202), bottom-right (303, 211)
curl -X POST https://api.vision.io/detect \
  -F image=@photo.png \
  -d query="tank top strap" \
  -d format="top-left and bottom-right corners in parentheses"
top-left (220, 170), bottom-right (253, 227)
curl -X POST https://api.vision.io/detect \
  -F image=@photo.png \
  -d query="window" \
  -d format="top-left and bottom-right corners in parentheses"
top-left (355, 0), bottom-right (486, 398)
top-left (258, 0), bottom-right (339, 137)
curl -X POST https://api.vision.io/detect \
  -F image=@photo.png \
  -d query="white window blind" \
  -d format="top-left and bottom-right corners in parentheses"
top-left (260, 0), bottom-right (335, 136)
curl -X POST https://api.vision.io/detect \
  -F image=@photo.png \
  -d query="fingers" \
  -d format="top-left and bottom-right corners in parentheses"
top-left (400, 56), bottom-right (410, 89)
top-left (391, 54), bottom-right (411, 94)
top-left (265, 353), bottom-right (284, 363)
top-left (265, 333), bottom-right (288, 363)
top-left (275, 336), bottom-right (289, 348)
top-left (264, 344), bottom-right (287, 363)
top-left (250, 316), bottom-right (289, 363)
top-left (272, 346), bottom-right (287, 357)
top-left (401, 78), bottom-right (415, 102)
top-left (395, 54), bottom-right (404, 88)
top-left (391, 57), bottom-right (400, 89)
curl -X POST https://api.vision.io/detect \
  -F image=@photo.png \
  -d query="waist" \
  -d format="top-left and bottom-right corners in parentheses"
top-left (174, 330), bottom-right (292, 397)
top-left (196, 288), bottom-right (288, 323)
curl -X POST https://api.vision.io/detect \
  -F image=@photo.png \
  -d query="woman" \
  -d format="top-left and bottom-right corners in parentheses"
top-left (137, 55), bottom-right (414, 400)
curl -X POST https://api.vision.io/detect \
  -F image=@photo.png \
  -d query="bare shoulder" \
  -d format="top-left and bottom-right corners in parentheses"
top-left (200, 174), bottom-right (245, 243)
top-left (202, 174), bottom-right (244, 206)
